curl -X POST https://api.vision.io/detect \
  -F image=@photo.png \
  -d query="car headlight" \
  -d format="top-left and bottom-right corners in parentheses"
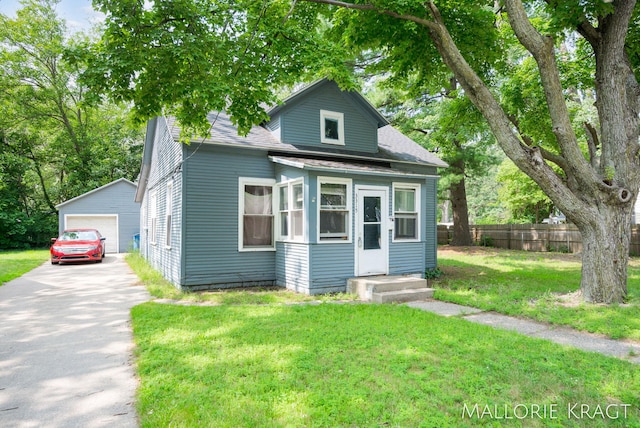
top-left (52, 246), bottom-right (63, 251)
top-left (89, 245), bottom-right (98, 251)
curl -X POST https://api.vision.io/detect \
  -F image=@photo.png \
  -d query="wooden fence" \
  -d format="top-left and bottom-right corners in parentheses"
top-left (437, 224), bottom-right (640, 255)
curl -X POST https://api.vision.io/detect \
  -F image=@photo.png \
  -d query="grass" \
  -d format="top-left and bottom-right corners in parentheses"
top-left (125, 251), bottom-right (357, 305)
top-left (132, 302), bottom-right (640, 427)
top-left (434, 246), bottom-right (640, 341)
top-left (0, 249), bottom-right (49, 286)
top-left (127, 250), bottom-right (640, 426)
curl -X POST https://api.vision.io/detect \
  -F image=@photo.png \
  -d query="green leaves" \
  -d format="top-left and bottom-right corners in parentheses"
top-left (86, 0), bottom-right (352, 137)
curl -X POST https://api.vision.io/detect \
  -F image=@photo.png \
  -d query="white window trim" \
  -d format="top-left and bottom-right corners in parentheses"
top-left (392, 183), bottom-right (421, 243)
top-left (149, 190), bottom-right (158, 245)
top-left (317, 176), bottom-right (352, 243)
top-left (320, 109), bottom-right (345, 145)
top-left (165, 181), bottom-right (173, 249)
top-left (238, 177), bottom-right (276, 252)
top-left (277, 178), bottom-right (305, 243)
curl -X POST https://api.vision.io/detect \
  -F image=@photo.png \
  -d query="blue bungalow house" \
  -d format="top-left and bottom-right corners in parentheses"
top-left (135, 79), bottom-right (447, 294)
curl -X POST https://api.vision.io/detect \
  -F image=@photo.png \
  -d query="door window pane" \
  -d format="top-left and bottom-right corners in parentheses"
top-left (364, 224), bottom-right (381, 250)
top-left (363, 196), bottom-right (381, 222)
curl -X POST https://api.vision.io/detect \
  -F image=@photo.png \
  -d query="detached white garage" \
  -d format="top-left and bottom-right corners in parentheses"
top-left (56, 179), bottom-right (140, 253)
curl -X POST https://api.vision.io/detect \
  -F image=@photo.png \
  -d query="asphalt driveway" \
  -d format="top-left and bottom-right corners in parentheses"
top-left (0, 254), bottom-right (150, 427)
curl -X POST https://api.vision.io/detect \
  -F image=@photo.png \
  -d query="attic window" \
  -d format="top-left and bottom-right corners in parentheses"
top-left (320, 110), bottom-right (345, 145)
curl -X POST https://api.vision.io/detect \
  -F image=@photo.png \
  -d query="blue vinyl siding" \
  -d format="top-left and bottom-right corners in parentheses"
top-left (424, 177), bottom-right (439, 268)
top-left (280, 84), bottom-right (378, 153)
top-left (182, 145), bottom-right (276, 289)
top-left (389, 242), bottom-right (426, 275)
top-left (275, 242), bottom-right (310, 292)
top-left (308, 243), bottom-right (354, 294)
top-left (141, 118), bottom-right (183, 286)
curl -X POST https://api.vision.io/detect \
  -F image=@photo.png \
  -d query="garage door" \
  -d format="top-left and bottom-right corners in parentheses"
top-left (65, 215), bottom-right (119, 253)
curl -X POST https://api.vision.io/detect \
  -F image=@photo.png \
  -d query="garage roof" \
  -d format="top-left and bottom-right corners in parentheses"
top-left (55, 178), bottom-right (136, 209)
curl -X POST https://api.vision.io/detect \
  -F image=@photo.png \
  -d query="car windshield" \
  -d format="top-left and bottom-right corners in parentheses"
top-left (59, 231), bottom-right (98, 241)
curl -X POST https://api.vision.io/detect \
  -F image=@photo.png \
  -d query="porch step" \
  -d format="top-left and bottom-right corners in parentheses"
top-left (347, 275), bottom-right (433, 302)
top-left (372, 287), bottom-right (435, 304)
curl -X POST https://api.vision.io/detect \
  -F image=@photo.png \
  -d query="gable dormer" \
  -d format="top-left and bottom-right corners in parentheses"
top-left (265, 79), bottom-right (388, 154)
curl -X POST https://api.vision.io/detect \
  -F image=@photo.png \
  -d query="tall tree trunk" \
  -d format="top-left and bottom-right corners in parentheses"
top-left (449, 159), bottom-right (473, 246)
top-left (579, 207), bottom-right (631, 303)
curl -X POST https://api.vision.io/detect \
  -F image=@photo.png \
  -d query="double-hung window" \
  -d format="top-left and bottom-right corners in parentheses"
top-left (165, 181), bottom-right (173, 248)
top-left (393, 184), bottom-right (420, 241)
top-left (318, 178), bottom-right (351, 241)
top-left (149, 191), bottom-right (157, 245)
top-left (278, 180), bottom-right (304, 241)
top-left (239, 178), bottom-right (275, 251)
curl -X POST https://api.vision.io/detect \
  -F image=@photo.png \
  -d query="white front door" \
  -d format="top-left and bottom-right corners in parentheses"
top-left (356, 187), bottom-right (388, 276)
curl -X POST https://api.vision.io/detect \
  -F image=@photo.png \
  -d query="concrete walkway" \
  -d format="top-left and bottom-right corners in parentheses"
top-left (407, 300), bottom-right (640, 364)
top-left (0, 254), bottom-right (150, 428)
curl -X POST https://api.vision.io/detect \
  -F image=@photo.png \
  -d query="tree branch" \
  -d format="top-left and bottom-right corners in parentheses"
top-left (583, 121), bottom-right (600, 169)
top-left (504, 0), bottom-right (600, 194)
top-left (303, 0), bottom-right (437, 30)
top-left (508, 114), bottom-right (568, 171)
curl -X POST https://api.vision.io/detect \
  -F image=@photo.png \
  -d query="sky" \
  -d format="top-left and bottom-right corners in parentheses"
top-left (0, 0), bottom-right (104, 33)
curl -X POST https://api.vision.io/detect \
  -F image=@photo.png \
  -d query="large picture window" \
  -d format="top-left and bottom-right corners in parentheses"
top-left (239, 178), bottom-right (275, 251)
top-left (318, 178), bottom-right (351, 241)
top-left (393, 184), bottom-right (420, 241)
top-left (278, 180), bottom-right (304, 241)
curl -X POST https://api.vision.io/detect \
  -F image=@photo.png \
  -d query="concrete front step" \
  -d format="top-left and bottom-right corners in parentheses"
top-left (347, 275), bottom-right (433, 302)
top-left (372, 287), bottom-right (435, 303)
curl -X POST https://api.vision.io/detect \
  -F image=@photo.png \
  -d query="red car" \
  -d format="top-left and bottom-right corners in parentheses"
top-left (50, 229), bottom-right (106, 264)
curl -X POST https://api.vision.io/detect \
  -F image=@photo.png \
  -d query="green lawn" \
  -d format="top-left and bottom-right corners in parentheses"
top-left (132, 302), bottom-right (640, 427)
top-left (434, 246), bottom-right (640, 341)
top-left (0, 249), bottom-right (49, 285)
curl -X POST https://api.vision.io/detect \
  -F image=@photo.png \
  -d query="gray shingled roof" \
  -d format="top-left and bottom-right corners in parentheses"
top-left (378, 125), bottom-right (448, 168)
top-left (270, 156), bottom-right (438, 177)
top-left (166, 113), bottom-right (281, 150)
top-left (167, 111), bottom-right (447, 169)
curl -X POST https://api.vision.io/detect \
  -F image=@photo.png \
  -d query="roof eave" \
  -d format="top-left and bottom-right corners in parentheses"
top-left (134, 117), bottom-right (159, 202)
top-left (56, 178), bottom-right (136, 209)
